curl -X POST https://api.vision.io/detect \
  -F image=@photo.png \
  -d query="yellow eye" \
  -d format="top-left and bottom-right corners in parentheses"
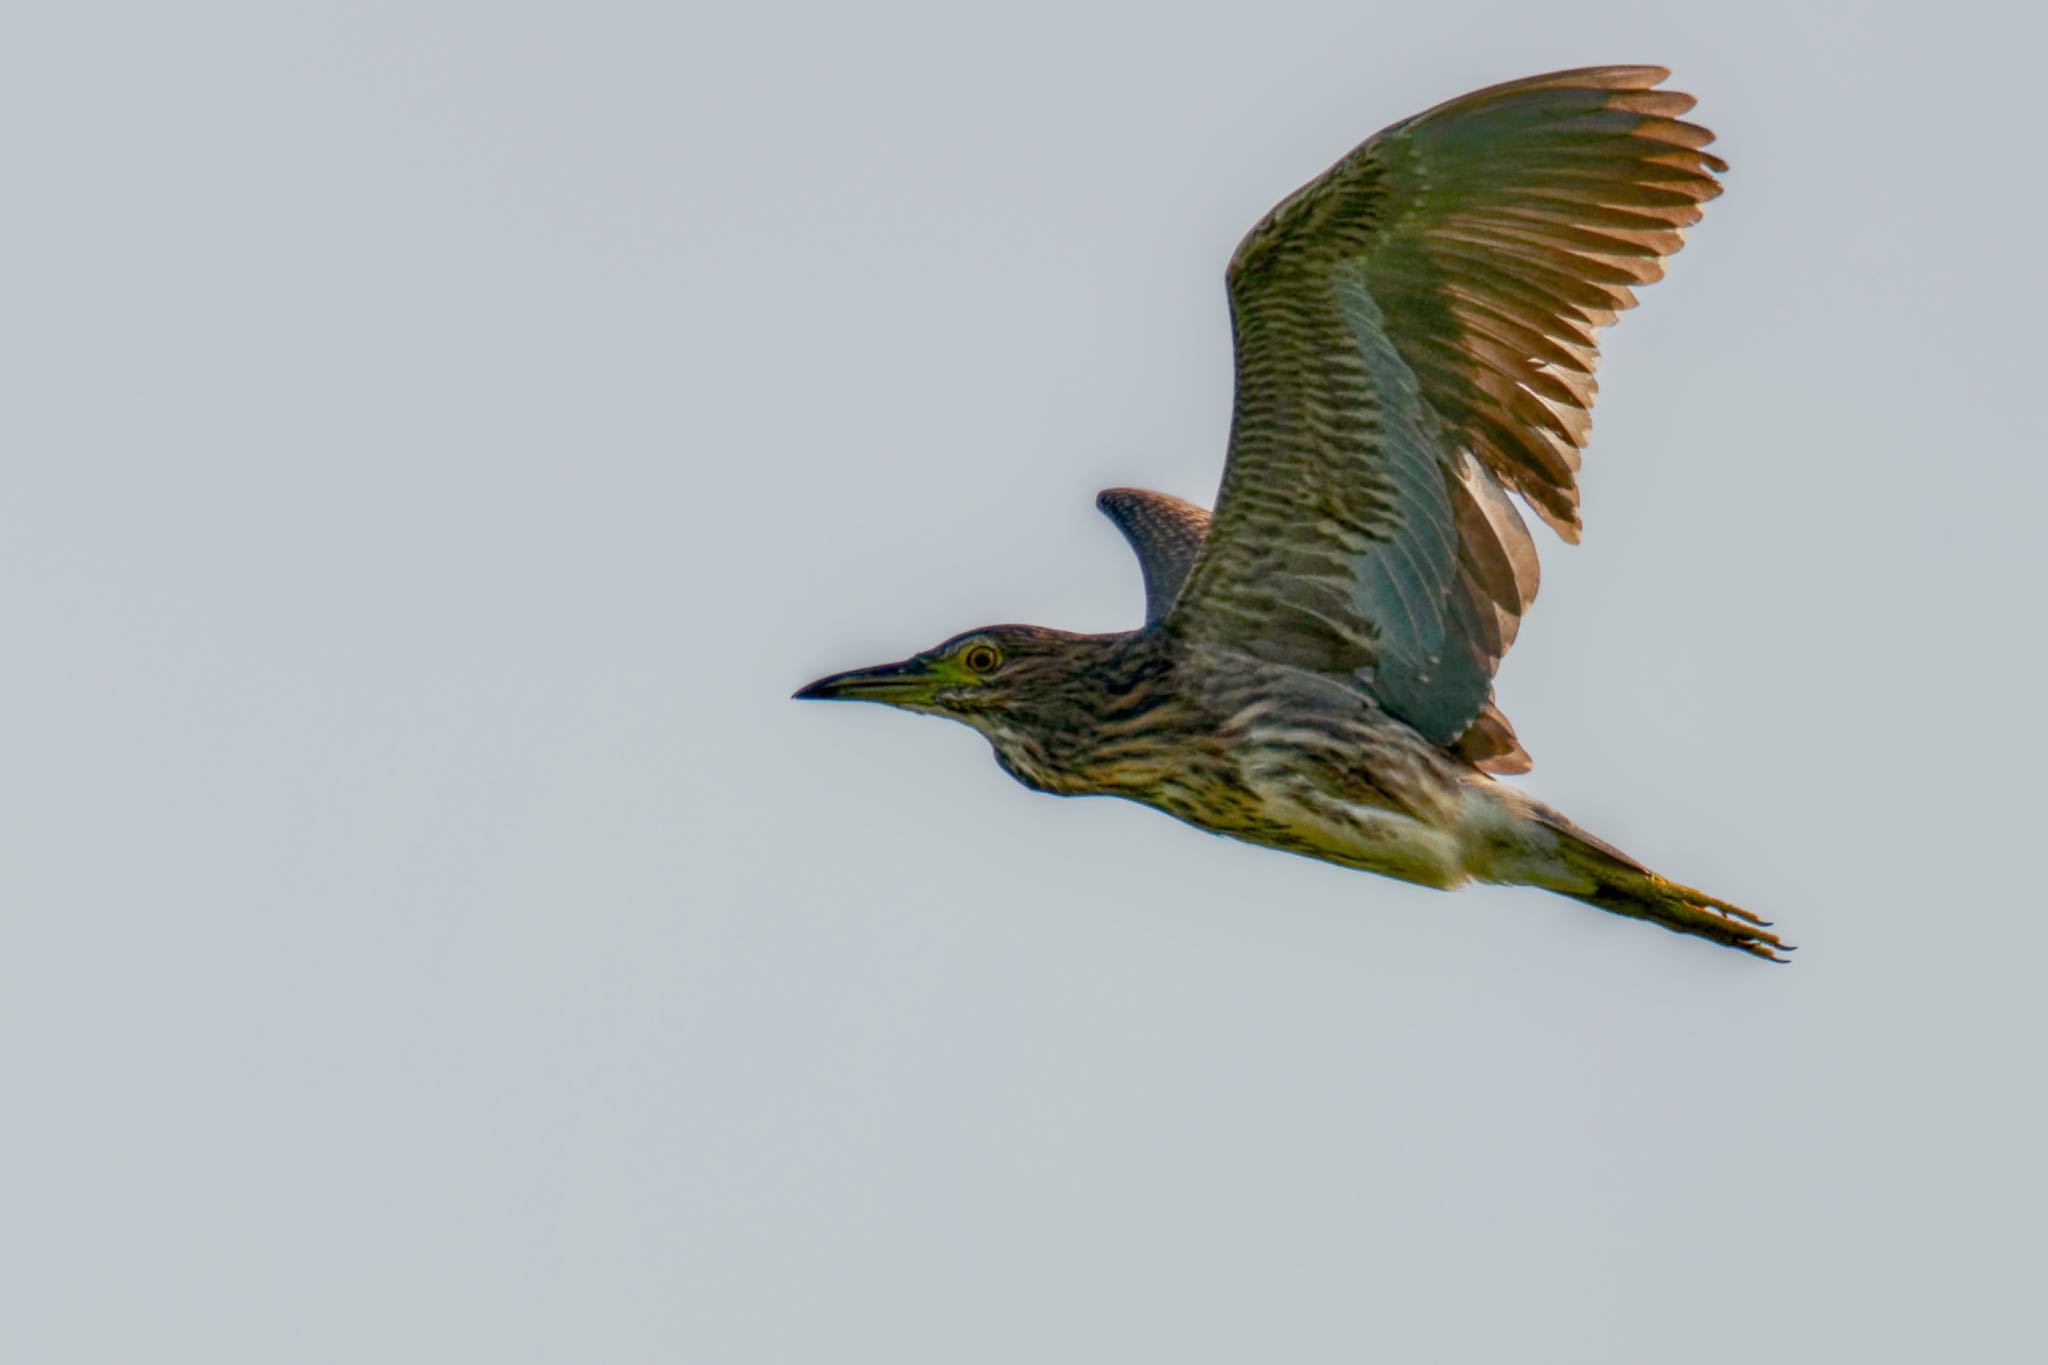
top-left (961, 642), bottom-right (1001, 673)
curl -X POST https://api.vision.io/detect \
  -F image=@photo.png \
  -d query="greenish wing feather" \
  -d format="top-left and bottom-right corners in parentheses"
top-left (1096, 487), bottom-right (1211, 624)
top-left (1101, 485), bottom-right (1532, 770)
top-left (1167, 65), bottom-right (1724, 745)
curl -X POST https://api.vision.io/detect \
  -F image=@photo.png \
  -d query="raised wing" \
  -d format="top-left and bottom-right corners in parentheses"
top-left (1097, 487), bottom-right (1210, 624)
top-left (1167, 66), bottom-right (1723, 745)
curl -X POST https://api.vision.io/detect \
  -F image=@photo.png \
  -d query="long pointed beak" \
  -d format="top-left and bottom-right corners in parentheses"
top-left (792, 657), bottom-right (942, 706)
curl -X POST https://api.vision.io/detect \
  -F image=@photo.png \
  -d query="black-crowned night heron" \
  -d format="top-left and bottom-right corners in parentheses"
top-left (797, 67), bottom-right (1785, 960)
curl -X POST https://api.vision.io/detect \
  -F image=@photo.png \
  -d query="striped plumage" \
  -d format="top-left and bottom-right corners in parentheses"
top-left (799, 67), bottom-right (1786, 960)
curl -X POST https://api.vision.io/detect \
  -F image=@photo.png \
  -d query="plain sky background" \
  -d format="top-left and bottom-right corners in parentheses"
top-left (6, 2), bottom-right (2044, 1361)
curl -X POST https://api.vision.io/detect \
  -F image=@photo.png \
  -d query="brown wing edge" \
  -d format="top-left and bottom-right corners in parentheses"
top-left (1451, 701), bottom-right (1531, 774)
top-left (1226, 64), bottom-right (1726, 545)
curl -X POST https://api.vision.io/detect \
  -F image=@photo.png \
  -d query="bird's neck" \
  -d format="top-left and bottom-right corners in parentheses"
top-left (982, 631), bottom-right (1194, 797)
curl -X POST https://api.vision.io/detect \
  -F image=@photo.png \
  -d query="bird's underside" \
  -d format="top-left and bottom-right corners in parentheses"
top-left (798, 66), bottom-right (1788, 960)
top-left (963, 629), bottom-right (1785, 961)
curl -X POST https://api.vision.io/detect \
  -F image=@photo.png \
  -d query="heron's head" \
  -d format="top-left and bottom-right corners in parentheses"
top-left (794, 625), bottom-right (1089, 725)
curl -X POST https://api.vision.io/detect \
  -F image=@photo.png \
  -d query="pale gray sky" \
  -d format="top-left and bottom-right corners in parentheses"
top-left (6, 2), bottom-right (2044, 1361)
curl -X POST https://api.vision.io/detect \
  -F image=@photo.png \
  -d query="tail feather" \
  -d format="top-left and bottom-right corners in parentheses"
top-left (1531, 808), bottom-right (1790, 962)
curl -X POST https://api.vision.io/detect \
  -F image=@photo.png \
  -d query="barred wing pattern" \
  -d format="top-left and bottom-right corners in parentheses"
top-left (1096, 487), bottom-right (1211, 625)
top-left (1103, 484), bottom-right (1533, 771)
top-left (1167, 66), bottom-right (1724, 745)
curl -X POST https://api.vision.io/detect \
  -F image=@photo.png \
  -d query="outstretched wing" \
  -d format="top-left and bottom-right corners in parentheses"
top-left (1167, 66), bottom-right (1723, 745)
top-left (1097, 487), bottom-right (1210, 624)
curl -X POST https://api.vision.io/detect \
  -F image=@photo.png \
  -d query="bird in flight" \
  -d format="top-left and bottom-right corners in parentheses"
top-left (798, 67), bottom-right (1785, 960)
